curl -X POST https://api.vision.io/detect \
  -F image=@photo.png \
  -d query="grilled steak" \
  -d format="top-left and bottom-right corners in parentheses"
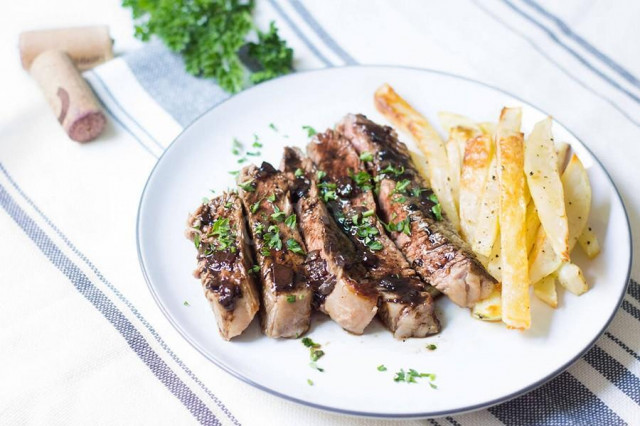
top-left (186, 192), bottom-right (260, 340)
top-left (237, 162), bottom-right (312, 338)
top-left (339, 114), bottom-right (496, 307)
top-left (307, 130), bottom-right (440, 338)
top-left (281, 147), bottom-right (378, 334)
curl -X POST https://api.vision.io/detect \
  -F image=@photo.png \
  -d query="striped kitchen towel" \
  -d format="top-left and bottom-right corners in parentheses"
top-left (1, 1), bottom-right (638, 425)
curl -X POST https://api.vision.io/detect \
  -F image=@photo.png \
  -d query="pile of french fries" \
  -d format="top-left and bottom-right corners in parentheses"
top-left (374, 83), bottom-right (600, 330)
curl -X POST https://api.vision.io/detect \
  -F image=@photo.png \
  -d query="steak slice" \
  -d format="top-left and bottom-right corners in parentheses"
top-left (237, 162), bottom-right (312, 338)
top-left (185, 192), bottom-right (260, 340)
top-left (339, 114), bottom-right (496, 307)
top-left (308, 130), bottom-right (440, 338)
top-left (281, 147), bottom-right (378, 335)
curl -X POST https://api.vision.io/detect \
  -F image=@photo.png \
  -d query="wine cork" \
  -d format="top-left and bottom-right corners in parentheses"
top-left (19, 26), bottom-right (113, 71)
top-left (30, 50), bottom-right (106, 143)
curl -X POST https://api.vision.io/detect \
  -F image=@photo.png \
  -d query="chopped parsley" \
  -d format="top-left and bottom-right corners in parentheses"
top-left (351, 170), bottom-right (372, 191)
top-left (267, 193), bottom-right (276, 202)
top-left (237, 157), bottom-right (247, 164)
top-left (309, 362), bottom-right (324, 372)
top-left (253, 222), bottom-right (265, 236)
top-left (294, 168), bottom-right (304, 178)
top-left (270, 205), bottom-right (286, 222)
top-left (362, 209), bottom-right (375, 218)
top-left (393, 369), bottom-right (436, 386)
top-left (316, 170), bottom-right (326, 180)
top-left (393, 179), bottom-right (411, 194)
top-left (411, 187), bottom-right (428, 198)
top-left (426, 344), bottom-right (437, 351)
top-left (359, 151), bottom-right (374, 162)
top-left (318, 181), bottom-right (338, 202)
top-left (302, 125), bottom-right (317, 137)
top-left (263, 225), bottom-right (282, 251)
top-left (202, 197), bottom-right (209, 204)
top-left (377, 365), bottom-right (387, 372)
top-left (286, 238), bottom-right (305, 255)
top-left (269, 123), bottom-right (278, 132)
top-left (429, 194), bottom-right (443, 221)
top-left (379, 164), bottom-right (405, 178)
top-left (248, 265), bottom-right (260, 274)
top-left (193, 233), bottom-right (201, 249)
top-left (383, 218), bottom-right (411, 235)
top-left (285, 214), bottom-right (297, 229)
top-left (286, 295), bottom-right (296, 303)
top-left (307, 379), bottom-right (314, 386)
top-left (246, 151), bottom-right (260, 157)
top-left (183, 301), bottom-right (190, 307)
top-left (367, 240), bottom-right (383, 251)
top-left (302, 338), bottom-right (325, 368)
top-left (250, 199), bottom-right (262, 213)
top-left (228, 170), bottom-right (239, 176)
top-left (238, 179), bottom-right (255, 192)
top-left (224, 201), bottom-right (234, 209)
top-left (231, 138), bottom-right (243, 155)
top-left (208, 217), bottom-right (236, 252)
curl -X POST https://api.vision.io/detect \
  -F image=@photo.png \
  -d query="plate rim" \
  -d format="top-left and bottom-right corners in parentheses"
top-left (136, 64), bottom-right (633, 419)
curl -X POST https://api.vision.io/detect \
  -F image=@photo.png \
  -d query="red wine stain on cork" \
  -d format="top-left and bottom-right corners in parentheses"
top-left (57, 87), bottom-right (70, 123)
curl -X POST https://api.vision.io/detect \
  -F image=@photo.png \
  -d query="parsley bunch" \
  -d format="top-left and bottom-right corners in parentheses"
top-left (123, 0), bottom-right (294, 93)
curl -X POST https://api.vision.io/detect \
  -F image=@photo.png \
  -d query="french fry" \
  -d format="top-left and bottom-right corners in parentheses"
top-left (486, 236), bottom-right (502, 281)
top-left (578, 226), bottom-right (601, 258)
top-left (471, 286), bottom-right (502, 321)
top-left (374, 84), bottom-right (459, 230)
top-left (563, 154), bottom-right (591, 251)
top-left (529, 154), bottom-right (591, 284)
top-left (534, 274), bottom-right (558, 308)
top-left (496, 107), bottom-right (530, 330)
top-left (556, 262), bottom-right (588, 295)
top-left (525, 200), bottom-right (541, 255)
top-left (556, 141), bottom-right (571, 173)
top-left (438, 111), bottom-right (481, 135)
top-left (472, 156), bottom-right (500, 256)
top-left (525, 118), bottom-right (569, 261)
top-left (409, 149), bottom-right (430, 182)
top-left (445, 129), bottom-right (463, 212)
top-left (459, 133), bottom-right (492, 243)
top-left (479, 122), bottom-right (497, 137)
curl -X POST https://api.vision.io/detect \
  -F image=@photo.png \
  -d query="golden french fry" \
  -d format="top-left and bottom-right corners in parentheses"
top-left (525, 117), bottom-right (569, 261)
top-left (578, 225), bottom-right (601, 259)
top-left (471, 286), bottom-right (502, 321)
top-left (496, 107), bottom-right (530, 330)
top-left (438, 111), bottom-right (481, 135)
top-left (445, 131), bottom-right (463, 212)
top-left (486, 236), bottom-right (502, 281)
top-left (374, 84), bottom-right (459, 230)
top-left (459, 132), bottom-right (492, 243)
top-left (534, 274), bottom-right (558, 308)
top-left (472, 156), bottom-right (500, 256)
top-left (409, 149), bottom-right (430, 182)
top-left (525, 200), bottom-right (541, 255)
top-left (479, 122), bottom-right (497, 137)
top-left (556, 262), bottom-right (588, 295)
top-left (528, 154), bottom-right (591, 283)
top-left (556, 141), bottom-right (571, 173)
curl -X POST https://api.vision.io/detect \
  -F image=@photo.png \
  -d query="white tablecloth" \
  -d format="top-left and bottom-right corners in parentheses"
top-left (1, 1), bottom-right (639, 424)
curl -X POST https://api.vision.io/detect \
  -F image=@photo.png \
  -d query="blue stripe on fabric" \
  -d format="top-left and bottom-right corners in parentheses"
top-left (627, 279), bottom-right (639, 303)
top-left (0, 183), bottom-right (221, 426)
top-left (267, 0), bottom-right (333, 67)
top-left (622, 299), bottom-right (640, 321)
top-left (500, 0), bottom-right (640, 106)
top-left (92, 95), bottom-right (160, 159)
top-left (584, 345), bottom-right (640, 405)
top-left (471, 0), bottom-right (640, 129)
top-left (446, 417), bottom-right (462, 426)
top-left (89, 71), bottom-right (165, 150)
top-left (288, 0), bottom-right (357, 65)
top-left (489, 371), bottom-right (625, 425)
top-left (605, 332), bottom-right (640, 363)
top-left (0, 163), bottom-right (240, 426)
top-left (524, 0), bottom-right (640, 90)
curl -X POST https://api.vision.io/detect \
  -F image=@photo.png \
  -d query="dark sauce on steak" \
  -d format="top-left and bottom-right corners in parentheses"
top-left (377, 275), bottom-right (425, 306)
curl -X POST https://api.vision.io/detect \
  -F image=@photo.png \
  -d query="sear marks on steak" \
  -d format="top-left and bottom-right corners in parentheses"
top-left (339, 113), bottom-right (496, 307)
top-left (281, 147), bottom-right (378, 335)
top-left (237, 162), bottom-right (312, 338)
top-left (307, 130), bottom-right (440, 338)
top-left (186, 192), bottom-right (260, 340)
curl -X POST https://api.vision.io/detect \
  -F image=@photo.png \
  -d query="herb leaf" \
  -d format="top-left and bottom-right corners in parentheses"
top-left (377, 364), bottom-right (387, 371)
top-left (286, 238), bottom-right (305, 255)
top-left (285, 214), bottom-right (297, 229)
top-left (359, 152), bottom-right (374, 162)
top-left (238, 180), bottom-right (255, 192)
top-left (302, 125), bottom-right (317, 137)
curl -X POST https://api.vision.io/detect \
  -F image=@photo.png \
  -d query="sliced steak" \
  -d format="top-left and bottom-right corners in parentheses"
top-left (281, 147), bottom-right (378, 334)
top-left (339, 113), bottom-right (496, 307)
top-left (237, 162), bottom-right (312, 338)
top-left (185, 192), bottom-right (260, 340)
top-left (307, 130), bottom-right (440, 338)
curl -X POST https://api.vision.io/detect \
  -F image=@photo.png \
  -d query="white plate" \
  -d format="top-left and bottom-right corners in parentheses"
top-left (137, 66), bottom-right (632, 418)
